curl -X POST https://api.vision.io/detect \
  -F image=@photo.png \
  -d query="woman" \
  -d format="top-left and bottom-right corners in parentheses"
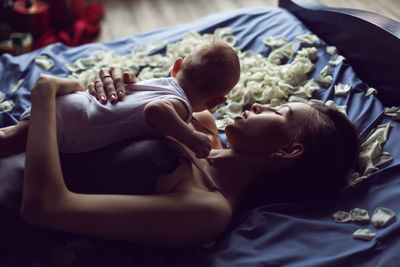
top-left (20, 68), bottom-right (359, 247)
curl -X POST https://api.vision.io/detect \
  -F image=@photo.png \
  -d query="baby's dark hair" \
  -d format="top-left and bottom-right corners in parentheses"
top-left (176, 41), bottom-right (240, 96)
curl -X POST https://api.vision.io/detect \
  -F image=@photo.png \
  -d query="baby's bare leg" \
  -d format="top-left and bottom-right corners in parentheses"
top-left (0, 120), bottom-right (29, 155)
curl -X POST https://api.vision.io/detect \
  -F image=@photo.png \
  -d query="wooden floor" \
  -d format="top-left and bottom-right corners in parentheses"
top-left (92, 0), bottom-right (400, 43)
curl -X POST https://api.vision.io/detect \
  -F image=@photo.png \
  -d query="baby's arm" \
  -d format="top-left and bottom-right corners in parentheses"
top-left (144, 99), bottom-right (211, 158)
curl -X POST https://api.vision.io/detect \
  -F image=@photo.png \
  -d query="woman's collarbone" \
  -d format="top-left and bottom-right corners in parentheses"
top-left (156, 157), bottom-right (217, 194)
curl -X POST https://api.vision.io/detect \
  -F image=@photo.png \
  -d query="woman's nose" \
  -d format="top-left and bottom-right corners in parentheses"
top-left (251, 103), bottom-right (263, 114)
top-left (251, 103), bottom-right (274, 114)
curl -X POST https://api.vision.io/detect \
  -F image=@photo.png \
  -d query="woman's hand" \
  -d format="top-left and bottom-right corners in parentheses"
top-left (31, 75), bottom-right (85, 97)
top-left (87, 66), bottom-right (137, 104)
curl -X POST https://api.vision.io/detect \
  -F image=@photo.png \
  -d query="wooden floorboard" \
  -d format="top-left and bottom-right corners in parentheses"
top-left (91, 0), bottom-right (400, 43)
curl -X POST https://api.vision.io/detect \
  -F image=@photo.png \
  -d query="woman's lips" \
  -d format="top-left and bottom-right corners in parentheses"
top-left (234, 110), bottom-right (249, 121)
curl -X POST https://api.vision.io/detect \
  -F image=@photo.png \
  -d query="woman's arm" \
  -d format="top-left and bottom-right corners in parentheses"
top-left (21, 75), bottom-right (231, 246)
top-left (22, 75), bottom-right (84, 209)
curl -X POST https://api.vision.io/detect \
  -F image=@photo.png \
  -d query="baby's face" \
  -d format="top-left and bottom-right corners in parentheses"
top-left (197, 90), bottom-right (230, 112)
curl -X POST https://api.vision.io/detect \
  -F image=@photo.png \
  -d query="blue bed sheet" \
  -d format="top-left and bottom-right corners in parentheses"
top-left (1, 5), bottom-right (400, 267)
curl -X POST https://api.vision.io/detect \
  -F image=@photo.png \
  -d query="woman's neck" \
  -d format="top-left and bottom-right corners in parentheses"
top-left (207, 149), bottom-right (275, 209)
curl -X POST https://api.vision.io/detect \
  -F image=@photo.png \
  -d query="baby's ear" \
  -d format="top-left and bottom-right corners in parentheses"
top-left (171, 58), bottom-right (183, 77)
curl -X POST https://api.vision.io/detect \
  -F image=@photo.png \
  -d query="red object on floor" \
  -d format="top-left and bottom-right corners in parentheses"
top-left (13, 1), bottom-right (50, 37)
top-left (48, 0), bottom-right (85, 29)
top-left (33, 3), bottom-right (104, 49)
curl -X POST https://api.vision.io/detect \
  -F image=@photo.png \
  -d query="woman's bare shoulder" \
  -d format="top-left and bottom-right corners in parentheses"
top-left (153, 158), bottom-right (232, 244)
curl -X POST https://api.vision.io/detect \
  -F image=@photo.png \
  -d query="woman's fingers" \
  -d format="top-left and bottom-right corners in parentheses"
top-left (89, 67), bottom-right (137, 104)
top-left (88, 75), bottom-right (100, 95)
top-left (90, 74), bottom-right (107, 104)
top-left (96, 81), bottom-right (107, 104)
top-left (99, 68), bottom-right (118, 104)
top-left (88, 81), bottom-right (96, 96)
top-left (99, 68), bottom-right (112, 80)
top-left (103, 77), bottom-right (118, 103)
top-left (110, 66), bottom-right (125, 101)
top-left (123, 72), bottom-right (137, 84)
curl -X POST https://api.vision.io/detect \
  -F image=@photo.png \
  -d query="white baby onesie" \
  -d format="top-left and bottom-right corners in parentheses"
top-left (20, 77), bottom-right (192, 153)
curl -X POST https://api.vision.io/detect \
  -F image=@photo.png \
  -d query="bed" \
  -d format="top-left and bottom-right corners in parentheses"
top-left (1, 0), bottom-right (400, 266)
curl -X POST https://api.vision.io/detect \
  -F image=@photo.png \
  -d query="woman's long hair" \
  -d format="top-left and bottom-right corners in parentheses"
top-left (239, 103), bottom-right (360, 211)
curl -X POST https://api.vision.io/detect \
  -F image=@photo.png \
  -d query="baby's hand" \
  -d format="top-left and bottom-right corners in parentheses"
top-left (186, 131), bottom-right (212, 158)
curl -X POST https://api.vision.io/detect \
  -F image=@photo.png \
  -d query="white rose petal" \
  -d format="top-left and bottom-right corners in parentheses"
top-left (326, 46), bottom-right (338, 55)
top-left (334, 83), bottom-right (351, 96)
top-left (371, 207), bottom-right (396, 228)
top-left (263, 36), bottom-right (288, 49)
top-left (332, 211), bottom-right (351, 223)
top-left (350, 208), bottom-right (370, 223)
top-left (10, 79), bottom-right (24, 93)
top-left (329, 55), bottom-right (345, 66)
top-left (352, 229), bottom-right (376, 241)
top-left (384, 106), bottom-right (400, 121)
top-left (35, 55), bottom-right (54, 70)
top-left (0, 91), bottom-right (5, 102)
top-left (296, 34), bottom-right (319, 45)
top-left (365, 87), bottom-right (377, 96)
top-left (0, 100), bottom-right (15, 112)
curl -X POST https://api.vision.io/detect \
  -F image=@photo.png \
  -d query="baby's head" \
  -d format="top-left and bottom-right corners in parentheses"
top-left (172, 41), bottom-right (240, 112)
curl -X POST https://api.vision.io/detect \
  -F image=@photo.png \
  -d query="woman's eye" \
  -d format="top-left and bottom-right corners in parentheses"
top-left (274, 111), bottom-right (282, 115)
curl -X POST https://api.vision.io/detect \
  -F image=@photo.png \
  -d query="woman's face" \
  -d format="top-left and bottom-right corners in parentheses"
top-left (225, 102), bottom-right (313, 155)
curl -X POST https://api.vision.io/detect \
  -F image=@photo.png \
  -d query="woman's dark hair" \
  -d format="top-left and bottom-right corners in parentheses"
top-left (285, 103), bottom-right (360, 201)
top-left (239, 103), bottom-right (360, 211)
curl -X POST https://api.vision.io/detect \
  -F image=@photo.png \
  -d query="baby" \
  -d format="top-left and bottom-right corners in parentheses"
top-left (0, 41), bottom-right (240, 158)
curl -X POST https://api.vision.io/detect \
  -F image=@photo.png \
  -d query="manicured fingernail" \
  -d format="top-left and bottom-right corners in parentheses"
top-left (110, 94), bottom-right (117, 102)
top-left (117, 91), bottom-right (124, 98)
top-left (100, 96), bottom-right (107, 103)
